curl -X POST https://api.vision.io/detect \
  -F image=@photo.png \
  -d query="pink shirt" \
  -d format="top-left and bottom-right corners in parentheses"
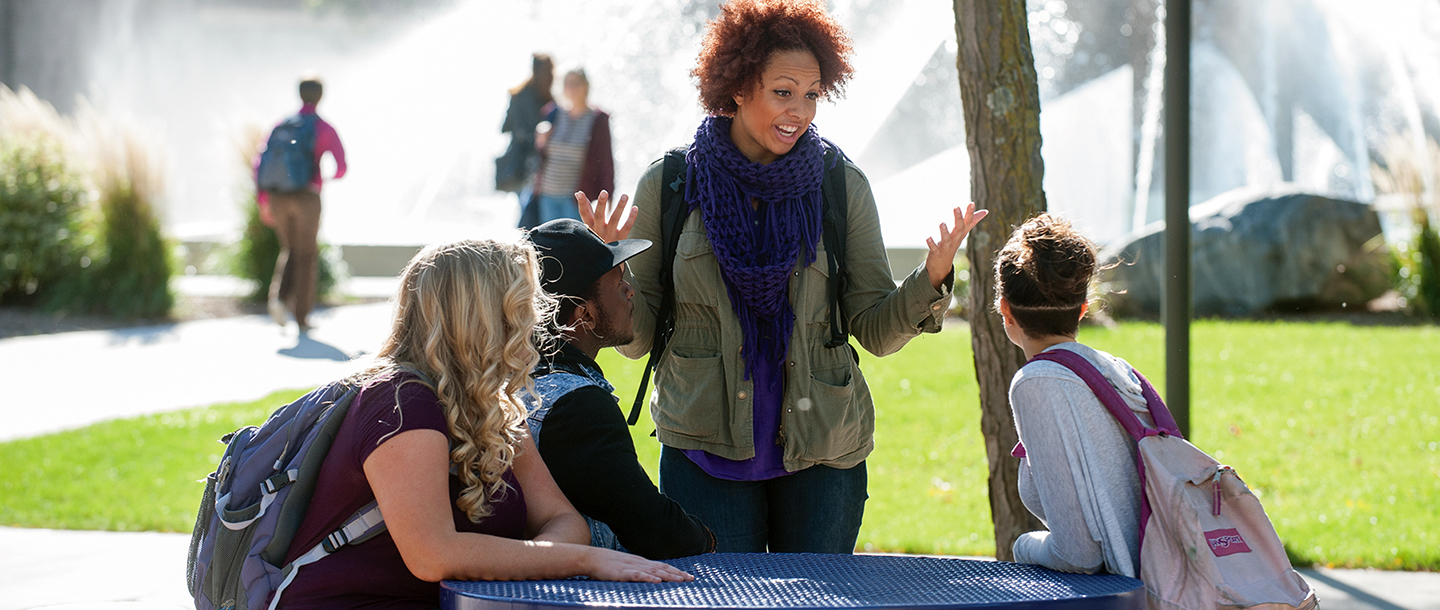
top-left (255, 103), bottom-right (347, 205)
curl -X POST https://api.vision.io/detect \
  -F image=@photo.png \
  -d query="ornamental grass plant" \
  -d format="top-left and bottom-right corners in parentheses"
top-left (1372, 133), bottom-right (1440, 318)
top-left (0, 88), bottom-right (92, 306)
top-left (0, 137), bottom-right (90, 304)
top-left (0, 86), bottom-right (173, 319)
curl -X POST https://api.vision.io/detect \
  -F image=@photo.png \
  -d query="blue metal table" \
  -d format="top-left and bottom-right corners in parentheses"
top-left (441, 553), bottom-right (1144, 610)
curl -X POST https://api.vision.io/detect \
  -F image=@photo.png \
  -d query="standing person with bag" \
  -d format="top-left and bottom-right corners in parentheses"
top-left (577, 0), bottom-right (984, 554)
top-left (529, 68), bottom-right (614, 226)
top-left (255, 76), bottom-right (346, 332)
top-left (997, 214), bottom-right (1315, 608)
top-left (499, 54), bottom-right (555, 226)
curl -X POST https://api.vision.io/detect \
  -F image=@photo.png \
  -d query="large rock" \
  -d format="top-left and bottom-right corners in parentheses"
top-left (1099, 187), bottom-right (1390, 317)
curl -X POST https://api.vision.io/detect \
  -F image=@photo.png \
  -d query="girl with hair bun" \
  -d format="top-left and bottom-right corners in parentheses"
top-left (578, 0), bottom-right (985, 554)
top-left (995, 213), bottom-right (1153, 577)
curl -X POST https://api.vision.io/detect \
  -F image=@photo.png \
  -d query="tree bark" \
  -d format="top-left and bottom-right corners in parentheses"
top-left (951, 0), bottom-right (1047, 561)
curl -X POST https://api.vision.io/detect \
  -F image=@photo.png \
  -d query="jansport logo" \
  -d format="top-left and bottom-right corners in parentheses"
top-left (1205, 528), bottom-right (1252, 557)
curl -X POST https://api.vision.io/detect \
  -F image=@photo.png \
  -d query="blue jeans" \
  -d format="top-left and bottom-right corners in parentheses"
top-left (659, 445), bottom-right (868, 553)
top-left (538, 193), bottom-right (581, 225)
top-left (585, 514), bottom-right (627, 553)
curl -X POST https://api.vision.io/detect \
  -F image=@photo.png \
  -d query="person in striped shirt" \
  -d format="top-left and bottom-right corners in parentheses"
top-left (533, 68), bottom-right (614, 225)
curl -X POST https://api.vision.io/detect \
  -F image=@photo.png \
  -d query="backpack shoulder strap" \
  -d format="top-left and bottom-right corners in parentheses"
top-left (259, 381), bottom-right (361, 566)
top-left (299, 114), bottom-right (319, 155)
top-left (1028, 349), bottom-right (1182, 439)
top-left (272, 500), bottom-right (385, 610)
top-left (627, 147), bottom-right (691, 426)
top-left (1130, 367), bottom-right (1182, 435)
top-left (820, 147), bottom-right (850, 349)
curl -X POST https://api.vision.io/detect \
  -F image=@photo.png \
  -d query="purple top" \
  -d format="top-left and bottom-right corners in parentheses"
top-left (683, 355), bottom-right (788, 480)
top-left (682, 203), bottom-right (791, 481)
top-left (281, 372), bottom-right (529, 610)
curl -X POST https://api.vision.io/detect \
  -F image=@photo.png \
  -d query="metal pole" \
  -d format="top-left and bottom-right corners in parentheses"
top-left (1163, 0), bottom-right (1191, 437)
top-left (1, 0), bottom-right (14, 88)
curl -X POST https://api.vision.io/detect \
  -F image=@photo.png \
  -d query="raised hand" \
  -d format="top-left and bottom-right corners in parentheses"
top-left (925, 202), bottom-right (988, 290)
top-left (575, 190), bottom-right (637, 243)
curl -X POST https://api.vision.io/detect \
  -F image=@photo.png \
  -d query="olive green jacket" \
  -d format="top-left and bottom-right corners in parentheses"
top-left (618, 158), bottom-right (953, 472)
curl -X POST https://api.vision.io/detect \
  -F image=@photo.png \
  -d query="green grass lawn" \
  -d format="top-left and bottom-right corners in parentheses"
top-left (1, 321), bottom-right (1436, 570)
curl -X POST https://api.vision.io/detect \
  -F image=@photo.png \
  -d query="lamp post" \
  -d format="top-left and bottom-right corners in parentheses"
top-left (1164, 0), bottom-right (1192, 437)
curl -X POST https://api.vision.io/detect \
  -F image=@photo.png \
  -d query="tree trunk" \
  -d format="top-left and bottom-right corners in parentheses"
top-left (951, 0), bottom-right (1047, 561)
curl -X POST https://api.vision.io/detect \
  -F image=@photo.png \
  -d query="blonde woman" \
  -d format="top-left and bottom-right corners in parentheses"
top-left (278, 239), bottom-right (691, 610)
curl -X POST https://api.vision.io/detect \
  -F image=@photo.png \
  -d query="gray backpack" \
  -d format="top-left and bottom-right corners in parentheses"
top-left (186, 380), bottom-right (387, 610)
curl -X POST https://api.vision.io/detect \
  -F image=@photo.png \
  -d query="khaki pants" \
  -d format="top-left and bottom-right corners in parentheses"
top-left (267, 189), bottom-right (322, 327)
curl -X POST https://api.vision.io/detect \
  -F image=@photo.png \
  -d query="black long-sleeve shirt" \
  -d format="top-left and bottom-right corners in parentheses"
top-left (533, 343), bottom-right (714, 559)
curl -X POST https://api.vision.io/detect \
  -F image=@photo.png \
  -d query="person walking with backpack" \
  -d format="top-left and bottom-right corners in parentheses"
top-left (255, 76), bottom-right (346, 332)
top-left (576, 0), bottom-right (984, 554)
top-left (526, 68), bottom-right (614, 227)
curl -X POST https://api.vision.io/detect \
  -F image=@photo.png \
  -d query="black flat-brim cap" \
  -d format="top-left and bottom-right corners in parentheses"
top-left (527, 219), bottom-right (652, 298)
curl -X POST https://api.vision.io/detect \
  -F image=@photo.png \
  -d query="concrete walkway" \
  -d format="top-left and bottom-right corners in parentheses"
top-left (0, 277), bottom-right (1436, 609)
top-left (0, 299), bottom-right (393, 442)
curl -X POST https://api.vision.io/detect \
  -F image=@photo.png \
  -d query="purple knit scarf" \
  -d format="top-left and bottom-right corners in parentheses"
top-left (685, 116), bottom-right (831, 380)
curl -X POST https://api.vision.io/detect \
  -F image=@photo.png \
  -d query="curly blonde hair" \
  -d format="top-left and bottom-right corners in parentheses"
top-left (359, 239), bottom-right (557, 522)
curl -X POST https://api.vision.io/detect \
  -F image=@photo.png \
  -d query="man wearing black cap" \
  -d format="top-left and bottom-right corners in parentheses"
top-left (524, 219), bottom-right (715, 559)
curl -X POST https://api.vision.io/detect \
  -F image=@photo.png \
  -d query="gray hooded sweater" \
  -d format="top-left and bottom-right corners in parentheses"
top-left (1010, 342), bottom-right (1156, 578)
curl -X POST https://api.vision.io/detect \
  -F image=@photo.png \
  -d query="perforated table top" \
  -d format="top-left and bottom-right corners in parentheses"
top-left (441, 553), bottom-right (1143, 610)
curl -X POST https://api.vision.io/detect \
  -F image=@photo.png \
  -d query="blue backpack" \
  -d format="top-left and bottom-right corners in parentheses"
top-left (256, 114), bottom-right (318, 193)
top-left (187, 380), bottom-right (387, 610)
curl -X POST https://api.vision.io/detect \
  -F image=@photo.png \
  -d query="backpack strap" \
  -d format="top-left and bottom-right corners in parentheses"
top-left (820, 147), bottom-right (850, 350)
top-left (299, 113), bottom-right (319, 153)
top-left (626, 146), bottom-right (853, 424)
top-left (628, 147), bottom-right (692, 426)
top-left (270, 501), bottom-right (386, 610)
top-left (259, 382), bottom-right (361, 566)
top-left (1028, 349), bottom-right (1182, 440)
top-left (1023, 348), bottom-right (1183, 554)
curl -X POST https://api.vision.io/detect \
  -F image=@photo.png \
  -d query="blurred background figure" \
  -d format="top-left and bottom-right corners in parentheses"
top-left (529, 67), bottom-right (615, 227)
top-left (255, 75), bottom-right (347, 332)
top-left (498, 53), bottom-right (554, 226)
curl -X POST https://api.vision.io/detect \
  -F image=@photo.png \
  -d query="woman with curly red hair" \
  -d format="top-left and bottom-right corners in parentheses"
top-left (579, 0), bottom-right (985, 553)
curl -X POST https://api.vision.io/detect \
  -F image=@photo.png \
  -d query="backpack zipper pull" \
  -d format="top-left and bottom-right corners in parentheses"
top-left (1212, 466), bottom-right (1229, 516)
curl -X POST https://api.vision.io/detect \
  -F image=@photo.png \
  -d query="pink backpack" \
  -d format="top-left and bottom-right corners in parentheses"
top-left (1030, 350), bottom-right (1318, 610)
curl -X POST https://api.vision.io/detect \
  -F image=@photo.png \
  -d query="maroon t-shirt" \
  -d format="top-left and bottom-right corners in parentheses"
top-left (279, 372), bottom-right (529, 610)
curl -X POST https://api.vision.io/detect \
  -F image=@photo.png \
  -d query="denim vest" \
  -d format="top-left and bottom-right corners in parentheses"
top-left (521, 361), bottom-right (625, 552)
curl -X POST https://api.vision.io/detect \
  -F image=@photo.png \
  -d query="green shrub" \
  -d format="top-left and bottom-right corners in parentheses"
top-left (0, 138), bottom-right (91, 305)
top-left (42, 115), bottom-right (175, 319)
top-left (1371, 133), bottom-right (1440, 318)
top-left (1392, 210), bottom-right (1440, 318)
top-left (1, 88), bottom-right (174, 319)
top-left (82, 182), bottom-right (174, 319)
top-left (229, 193), bottom-right (344, 302)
